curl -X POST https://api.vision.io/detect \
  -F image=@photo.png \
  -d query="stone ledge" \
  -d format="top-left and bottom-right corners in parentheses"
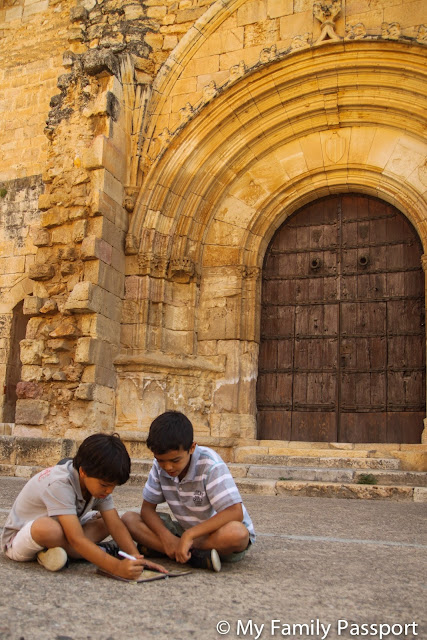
top-left (114, 350), bottom-right (226, 373)
top-left (276, 481), bottom-right (415, 501)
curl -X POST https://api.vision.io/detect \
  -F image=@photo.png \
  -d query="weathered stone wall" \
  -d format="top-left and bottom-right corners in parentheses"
top-left (0, 176), bottom-right (43, 422)
top-left (1, 0), bottom-right (426, 444)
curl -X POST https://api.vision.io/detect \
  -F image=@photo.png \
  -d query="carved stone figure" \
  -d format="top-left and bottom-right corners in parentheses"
top-left (290, 33), bottom-right (311, 50)
top-left (313, 0), bottom-right (342, 43)
top-left (179, 102), bottom-right (194, 123)
top-left (229, 61), bottom-right (246, 82)
top-left (345, 22), bottom-right (367, 40)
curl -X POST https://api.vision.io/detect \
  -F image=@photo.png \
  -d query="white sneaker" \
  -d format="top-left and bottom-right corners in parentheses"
top-left (37, 547), bottom-right (68, 572)
top-left (188, 548), bottom-right (222, 572)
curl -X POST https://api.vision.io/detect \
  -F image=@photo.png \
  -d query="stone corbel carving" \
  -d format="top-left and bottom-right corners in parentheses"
top-left (125, 233), bottom-right (139, 255)
top-left (229, 61), bottom-right (246, 82)
top-left (123, 186), bottom-right (139, 213)
top-left (157, 128), bottom-right (172, 150)
top-left (416, 25), bottom-right (427, 44)
top-left (290, 33), bottom-right (311, 51)
top-left (345, 22), bottom-right (367, 40)
top-left (168, 257), bottom-right (197, 283)
top-left (259, 45), bottom-right (277, 64)
top-left (202, 81), bottom-right (217, 102)
top-left (137, 252), bottom-right (168, 278)
top-left (180, 102), bottom-right (194, 124)
top-left (313, 0), bottom-right (342, 44)
top-left (381, 22), bottom-right (401, 40)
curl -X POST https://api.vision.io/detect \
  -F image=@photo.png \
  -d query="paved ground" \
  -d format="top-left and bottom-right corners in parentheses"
top-left (0, 476), bottom-right (426, 640)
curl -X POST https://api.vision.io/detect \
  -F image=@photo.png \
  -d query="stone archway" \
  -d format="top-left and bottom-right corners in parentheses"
top-left (119, 41), bottom-right (427, 440)
top-left (257, 194), bottom-right (425, 444)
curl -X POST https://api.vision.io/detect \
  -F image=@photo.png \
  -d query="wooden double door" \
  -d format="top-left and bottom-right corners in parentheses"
top-left (257, 195), bottom-right (425, 443)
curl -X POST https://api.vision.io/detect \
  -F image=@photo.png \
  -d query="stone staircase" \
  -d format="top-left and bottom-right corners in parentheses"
top-left (1, 430), bottom-right (426, 502)
top-left (129, 450), bottom-right (427, 502)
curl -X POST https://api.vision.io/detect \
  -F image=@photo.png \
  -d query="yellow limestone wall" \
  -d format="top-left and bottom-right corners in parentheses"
top-left (0, 0), bottom-right (426, 448)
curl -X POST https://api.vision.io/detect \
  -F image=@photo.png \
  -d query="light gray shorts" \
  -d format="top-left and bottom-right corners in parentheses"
top-left (159, 512), bottom-right (251, 563)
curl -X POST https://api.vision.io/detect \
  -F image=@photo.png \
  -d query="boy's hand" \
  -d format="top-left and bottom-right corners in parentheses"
top-left (142, 558), bottom-right (169, 574)
top-left (116, 557), bottom-right (145, 581)
top-left (161, 531), bottom-right (181, 560)
top-left (175, 531), bottom-right (193, 563)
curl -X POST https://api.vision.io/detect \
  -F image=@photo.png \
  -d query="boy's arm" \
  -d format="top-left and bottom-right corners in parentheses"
top-left (57, 513), bottom-right (144, 580)
top-left (176, 502), bottom-right (243, 563)
top-left (101, 508), bottom-right (139, 556)
top-left (102, 508), bottom-right (168, 573)
top-left (140, 500), bottom-right (181, 560)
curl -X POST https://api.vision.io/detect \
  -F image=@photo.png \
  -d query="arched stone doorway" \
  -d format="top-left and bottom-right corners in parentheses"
top-left (257, 194), bottom-right (425, 444)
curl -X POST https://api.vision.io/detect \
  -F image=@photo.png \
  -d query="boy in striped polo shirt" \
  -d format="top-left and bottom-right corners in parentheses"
top-left (123, 411), bottom-right (255, 572)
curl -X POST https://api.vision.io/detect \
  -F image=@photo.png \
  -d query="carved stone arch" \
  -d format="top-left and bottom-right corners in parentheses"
top-left (140, 0), bottom-right (250, 166)
top-left (130, 41), bottom-right (427, 261)
top-left (120, 40), bottom-right (427, 439)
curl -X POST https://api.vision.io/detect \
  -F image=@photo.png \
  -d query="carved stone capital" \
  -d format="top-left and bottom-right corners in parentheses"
top-left (238, 266), bottom-right (261, 280)
top-left (168, 257), bottom-right (197, 283)
top-left (137, 252), bottom-right (168, 278)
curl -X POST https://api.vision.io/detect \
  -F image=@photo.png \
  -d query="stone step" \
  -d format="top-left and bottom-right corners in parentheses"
top-left (233, 453), bottom-right (402, 470)
top-left (1, 460), bottom-right (426, 502)
top-left (130, 459), bottom-right (427, 486)
top-left (127, 459), bottom-right (427, 502)
top-left (235, 478), bottom-right (427, 502)
top-left (240, 464), bottom-right (427, 487)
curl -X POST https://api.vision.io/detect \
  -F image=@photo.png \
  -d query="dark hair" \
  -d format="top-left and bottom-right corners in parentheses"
top-left (73, 433), bottom-right (131, 485)
top-left (147, 411), bottom-right (193, 455)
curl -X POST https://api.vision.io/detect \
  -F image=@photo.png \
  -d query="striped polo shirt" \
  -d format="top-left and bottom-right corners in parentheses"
top-left (143, 445), bottom-right (255, 543)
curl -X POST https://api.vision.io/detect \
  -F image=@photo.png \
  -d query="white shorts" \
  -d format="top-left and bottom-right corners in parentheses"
top-left (4, 510), bottom-right (99, 562)
top-left (5, 521), bottom-right (44, 562)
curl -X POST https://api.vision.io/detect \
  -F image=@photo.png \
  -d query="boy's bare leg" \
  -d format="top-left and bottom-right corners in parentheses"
top-left (31, 516), bottom-right (109, 559)
top-left (191, 521), bottom-right (249, 556)
top-left (122, 511), bottom-right (248, 557)
top-left (121, 511), bottom-right (168, 553)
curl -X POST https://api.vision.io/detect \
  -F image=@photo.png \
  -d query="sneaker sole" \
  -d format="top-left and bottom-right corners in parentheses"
top-left (37, 547), bottom-right (68, 572)
top-left (211, 549), bottom-right (221, 572)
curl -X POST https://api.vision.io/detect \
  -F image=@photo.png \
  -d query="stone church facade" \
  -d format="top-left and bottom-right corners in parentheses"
top-left (1, 0), bottom-right (426, 457)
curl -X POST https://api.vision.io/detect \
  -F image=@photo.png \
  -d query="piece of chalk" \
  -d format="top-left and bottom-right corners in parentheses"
top-left (118, 550), bottom-right (137, 561)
